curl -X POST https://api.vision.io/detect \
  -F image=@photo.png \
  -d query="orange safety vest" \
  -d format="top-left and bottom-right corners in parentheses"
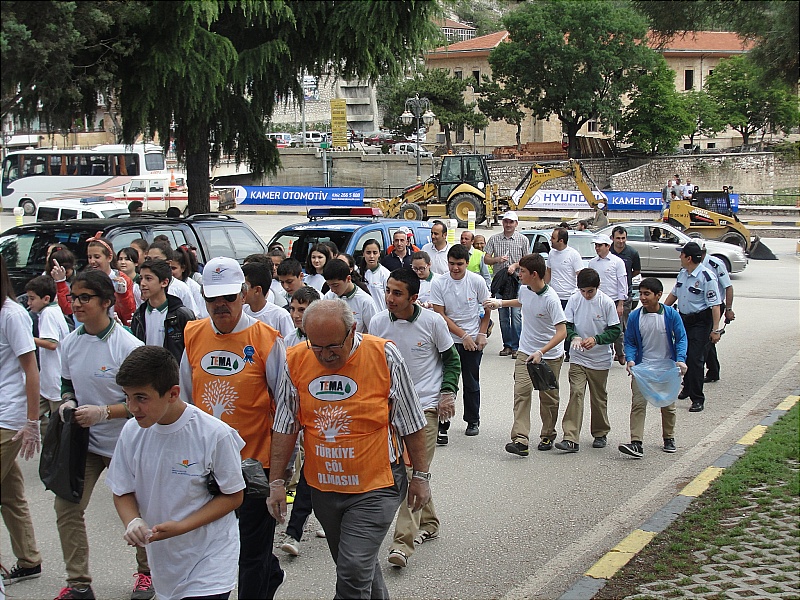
top-left (184, 319), bottom-right (280, 467)
top-left (286, 335), bottom-right (395, 493)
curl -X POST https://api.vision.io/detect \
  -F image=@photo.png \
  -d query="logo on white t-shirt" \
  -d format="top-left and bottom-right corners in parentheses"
top-left (171, 459), bottom-right (203, 477)
top-left (94, 365), bottom-right (116, 379)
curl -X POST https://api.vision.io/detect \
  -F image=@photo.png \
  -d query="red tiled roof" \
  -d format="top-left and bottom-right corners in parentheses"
top-left (652, 31), bottom-right (754, 53)
top-left (435, 18), bottom-right (476, 31)
top-left (429, 30), bottom-right (510, 54)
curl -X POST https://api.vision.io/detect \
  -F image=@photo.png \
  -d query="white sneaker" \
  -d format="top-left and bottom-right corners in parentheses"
top-left (387, 549), bottom-right (408, 567)
top-left (280, 536), bottom-right (301, 556)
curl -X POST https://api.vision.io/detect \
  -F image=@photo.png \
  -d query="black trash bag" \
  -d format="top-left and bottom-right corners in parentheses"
top-left (526, 361), bottom-right (559, 391)
top-left (39, 406), bottom-right (90, 503)
top-left (208, 458), bottom-right (269, 498)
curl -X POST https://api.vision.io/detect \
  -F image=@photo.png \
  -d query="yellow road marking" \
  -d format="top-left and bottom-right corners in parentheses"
top-left (585, 530), bottom-right (656, 579)
top-left (776, 395), bottom-right (799, 411)
top-left (680, 466), bottom-right (724, 497)
top-left (738, 425), bottom-right (768, 446)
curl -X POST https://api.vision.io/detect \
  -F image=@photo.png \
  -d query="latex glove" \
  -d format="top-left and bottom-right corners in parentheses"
top-left (437, 392), bottom-right (456, 423)
top-left (124, 517), bottom-right (152, 547)
top-left (483, 298), bottom-right (502, 310)
top-left (74, 404), bottom-right (109, 428)
top-left (475, 333), bottom-right (488, 350)
top-left (12, 419), bottom-right (41, 460)
top-left (59, 398), bottom-right (77, 422)
top-left (677, 361), bottom-right (688, 375)
top-left (51, 259), bottom-right (67, 283)
top-left (570, 337), bottom-right (583, 351)
top-left (461, 333), bottom-right (477, 352)
top-left (111, 275), bottom-right (127, 294)
top-left (267, 479), bottom-right (287, 523)
top-left (527, 350), bottom-right (543, 365)
top-left (626, 361), bottom-right (635, 376)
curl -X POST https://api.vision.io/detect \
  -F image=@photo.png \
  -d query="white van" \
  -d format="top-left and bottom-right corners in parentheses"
top-left (36, 198), bottom-right (130, 221)
top-left (267, 132), bottom-right (293, 148)
top-left (293, 131), bottom-right (323, 146)
top-left (391, 142), bottom-right (432, 157)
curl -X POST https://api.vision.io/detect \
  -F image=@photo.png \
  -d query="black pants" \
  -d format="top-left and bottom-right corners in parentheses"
top-left (238, 468), bottom-right (283, 599)
top-left (681, 310), bottom-right (712, 405)
top-left (286, 466), bottom-right (314, 541)
top-left (705, 343), bottom-right (720, 380)
top-left (561, 299), bottom-right (571, 358)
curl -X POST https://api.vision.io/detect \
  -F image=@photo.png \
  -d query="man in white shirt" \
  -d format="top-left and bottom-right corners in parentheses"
top-left (322, 258), bottom-right (377, 333)
top-left (242, 262), bottom-right (295, 337)
top-left (588, 234), bottom-right (627, 321)
top-left (545, 227), bottom-right (583, 361)
top-left (421, 221), bottom-right (451, 275)
top-left (431, 244), bottom-right (491, 438)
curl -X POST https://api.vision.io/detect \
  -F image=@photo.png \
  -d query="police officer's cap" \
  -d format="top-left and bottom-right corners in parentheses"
top-left (676, 241), bottom-right (703, 260)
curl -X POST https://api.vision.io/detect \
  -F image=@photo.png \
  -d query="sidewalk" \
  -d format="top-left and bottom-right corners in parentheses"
top-left (560, 395), bottom-right (799, 600)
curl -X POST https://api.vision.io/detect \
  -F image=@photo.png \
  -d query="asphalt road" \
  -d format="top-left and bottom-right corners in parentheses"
top-left (1, 213), bottom-right (798, 600)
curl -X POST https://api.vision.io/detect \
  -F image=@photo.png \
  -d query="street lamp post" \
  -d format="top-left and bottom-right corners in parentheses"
top-left (400, 93), bottom-right (435, 182)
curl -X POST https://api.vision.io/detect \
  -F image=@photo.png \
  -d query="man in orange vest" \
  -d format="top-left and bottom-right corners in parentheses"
top-left (179, 257), bottom-right (287, 599)
top-left (268, 299), bottom-right (431, 599)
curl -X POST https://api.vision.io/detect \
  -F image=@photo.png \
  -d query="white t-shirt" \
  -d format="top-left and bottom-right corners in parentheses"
top-left (0, 299), bottom-right (36, 430)
top-left (547, 246), bottom-right (583, 300)
top-left (421, 243), bottom-right (451, 275)
top-left (144, 302), bottom-right (168, 347)
top-left (324, 286), bottom-right (377, 333)
top-left (304, 273), bottom-right (325, 292)
top-left (588, 254), bottom-right (628, 302)
top-left (106, 404), bottom-right (246, 600)
top-left (369, 307), bottom-right (453, 410)
top-left (168, 277), bottom-right (197, 315)
top-left (430, 271), bottom-right (490, 343)
top-left (61, 322), bottom-right (144, 457)
top-left (270, 280), bottom-right (287, 307)
top-left (639, 309), bottom-right (671, 362)
top-left (244, 302), bottom-right (294, 338)
top-left (417, 272), bottom-right (441, 308)
top-left (364, 265), bottom-right (390, 311)
top-left (37, 303), bottom-right (70, 401)
top-left (564, 290), bottom-right (620, 370)
top-left (283, 329), bottom-right (305, 347)
top-left (184, 276), bottom-right (207, 318)
top-left (518, 284), bottom-right (566, 360)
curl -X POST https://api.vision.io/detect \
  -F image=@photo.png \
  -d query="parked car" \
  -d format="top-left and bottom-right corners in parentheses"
top-left (598, 222), bottom-right (747, 274)
top-left (36, 198), bottom-right (130, 221)
top-left (364, 131), bottom-right (408, 146)
top-left (1, 214), bottom-right (268, 295)
top-left (520, 228), bottom-right (598, 267)
top-left (267, 207), bottom-right (432, 265)
top-left (391, 142), bottom-right (432, 158)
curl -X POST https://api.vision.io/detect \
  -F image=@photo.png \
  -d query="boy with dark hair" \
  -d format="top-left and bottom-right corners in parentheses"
top-left (285, 287), bottom-right (321, 347)
top-left (276, 258), bottom-right (306, 310)
top-left (322, 258), bottom-right (376, 332)
top-left (25, 275), bottom-right (69, 433)
top-left (107, 346), bottom-right (245, 600)
top-left (129, 259), bottom-right (195, 361)
top-left (242, 262), bottom-right (294, 337)
top-left (620, 278), bottom-right (688, 458)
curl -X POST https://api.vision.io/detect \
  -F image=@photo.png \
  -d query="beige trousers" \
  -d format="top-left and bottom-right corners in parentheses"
top-left (54, 451), bottom-right (149, 586)
top-left (561, 363), bottom-right (611, 442)
top-left (510, 352), bottom-right (564, 443)
top-left (630, 377), bottom-right (677, 442)
top-left (0, 428), bottom-right (42, 568)
top-left (390, 409), bottom-right (439, 557)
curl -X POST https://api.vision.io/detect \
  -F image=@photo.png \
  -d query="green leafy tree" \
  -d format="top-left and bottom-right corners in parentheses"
top-left (489, 0), bottom-right (655, 158)
top-left (683, 90), bottom-right (725, 148)
top-left (706, 55), bottom-right (799, 146)
top-left (380, 69), bottom-right (487, 151)
top-left (619, 57), bottom-right (694, 155)
top-left (477, 76), bottom-right (526, 149)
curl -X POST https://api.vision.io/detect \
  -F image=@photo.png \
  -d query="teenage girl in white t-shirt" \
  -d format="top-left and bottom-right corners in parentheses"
top-left (304, 243), bottom-right (332, 292)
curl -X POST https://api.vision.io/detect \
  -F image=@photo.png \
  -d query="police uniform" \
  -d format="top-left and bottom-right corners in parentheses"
top-left (703, 255), bottom-right (732, 382)
top-left (670, 257), bottom-right (719, 408)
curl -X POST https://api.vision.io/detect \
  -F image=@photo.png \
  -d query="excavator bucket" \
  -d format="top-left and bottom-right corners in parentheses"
top-left (748, 235), bottom-right (777, 260)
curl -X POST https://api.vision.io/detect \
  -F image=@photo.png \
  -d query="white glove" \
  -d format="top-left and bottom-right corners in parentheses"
top-left (50, 259), bottom-right (67, 283)
top-left (437, 392), bottom-right (456, 423)
top-left (74, 404), bottom-right (109, 428)
top-left (267, 479), bottom-right (287, 523)
top-left (475, 333), bottom-right (488, 350)
top-left (570, 337), bottom-right (583, 351)
top-left (483, 298), bottom-right (502, 310)
top-left (461, 333), bottom-right (477, 351)
top-left (124, 517), bottom-right (152, 547)
top-left (59, 399), bottom-right (77, 422)
top-left (12, 419), bottom-right (41, 460)
top-left (677, 361), bottom-right (688, 375)
top-left (626, 361), bottom-right (635, 376)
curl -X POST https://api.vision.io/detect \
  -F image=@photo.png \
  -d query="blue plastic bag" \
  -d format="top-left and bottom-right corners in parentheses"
top-left (630, 359), bottom-right (682, 407)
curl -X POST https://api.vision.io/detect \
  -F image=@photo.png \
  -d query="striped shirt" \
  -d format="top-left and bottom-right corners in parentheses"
top-left (485, 231), bottom-right (529, 272)
top-left (273, 333), bottom-right (426, 462)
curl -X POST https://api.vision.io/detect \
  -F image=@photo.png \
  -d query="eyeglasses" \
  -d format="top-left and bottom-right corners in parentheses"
top-left (411, 266), bottom-right (429, 273)
top-left (202, 292), bottom-right (240, 303)
top-left (307, 329), bottom-right (352, 353)
top-left (67, 293), bottom-right (100, 304)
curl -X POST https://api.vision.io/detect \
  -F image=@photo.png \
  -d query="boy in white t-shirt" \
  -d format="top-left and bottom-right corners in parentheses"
top-left (556, 268), bottom-right (621, 453)
top-left (284, 286), bottom-right (321, 348)
top-left (25, 275), bottom-right (69, 434)
top-left (361, 239), bottom-right (391, 311)
top-left (322, 258), bottom-right (377, 333)
top-left (106, 346), bottom-right (245, 600)
top-left (242, 262), bottom-right (294, 337)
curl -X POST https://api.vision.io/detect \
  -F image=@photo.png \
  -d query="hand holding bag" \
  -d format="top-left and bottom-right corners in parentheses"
top-left (39, 406), bottom-right (90, 503)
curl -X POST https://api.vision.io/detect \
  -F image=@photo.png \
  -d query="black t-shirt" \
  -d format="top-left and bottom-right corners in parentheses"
top-left (611, 244), bottom-right (641, 293)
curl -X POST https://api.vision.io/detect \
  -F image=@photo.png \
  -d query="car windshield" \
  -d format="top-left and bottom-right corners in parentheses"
top-left (270, 230), bottom-right (354, 264)
top-left (570, 236), bottom-right (597, 260)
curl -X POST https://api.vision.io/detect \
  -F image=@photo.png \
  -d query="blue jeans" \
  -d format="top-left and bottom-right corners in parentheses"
top-left (499, 305), bottom-right (522, 351)
top-left (455, 343), bottom-right (483, 425)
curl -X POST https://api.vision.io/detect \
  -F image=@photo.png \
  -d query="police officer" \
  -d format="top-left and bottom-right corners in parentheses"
top-left (664, 242), bottom-right (721, 412)
top-left (702, 245), bottom-right (735, 383)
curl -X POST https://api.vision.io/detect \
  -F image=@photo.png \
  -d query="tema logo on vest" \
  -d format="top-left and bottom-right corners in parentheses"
top-left (200, 350), bottom-right (246, 376)
top-left (309, 375), bottom-right (358, 401)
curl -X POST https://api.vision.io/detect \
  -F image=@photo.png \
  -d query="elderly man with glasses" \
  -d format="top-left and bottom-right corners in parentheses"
top-left (178, 257), bottom-right (288, 599)
top-left (269, 298), bottom-right (430, 600)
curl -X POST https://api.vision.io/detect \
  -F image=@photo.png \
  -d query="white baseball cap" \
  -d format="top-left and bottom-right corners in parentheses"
top-left (501, 211), bottom-right (519, 221)
top-left (592, 233), bottom-right (613, 246)
top-left (202, 257), bottom-right (245, 297)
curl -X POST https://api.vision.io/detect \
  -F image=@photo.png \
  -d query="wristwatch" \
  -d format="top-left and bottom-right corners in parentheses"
top-left (412, 470), bottom-right (432, 481)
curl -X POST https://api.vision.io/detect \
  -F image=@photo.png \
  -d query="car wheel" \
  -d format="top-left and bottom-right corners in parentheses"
top-left (720, 231), bottom-right (747, 252)
top-left (448, 194), bottom-right (484, 228)
top-left (711, 254), bottom-right (731, 272)
top-left (20, 198), bottom-right (35, 216)
top-left (399, 202), bottom-right (424, 221)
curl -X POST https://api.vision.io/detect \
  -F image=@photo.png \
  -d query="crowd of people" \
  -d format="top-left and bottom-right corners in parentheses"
top-left (0, 211), bottom-right (735, 599)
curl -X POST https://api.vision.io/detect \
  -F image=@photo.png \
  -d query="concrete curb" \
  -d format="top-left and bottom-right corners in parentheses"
top-left (557, 393), bottom-right (800, 600)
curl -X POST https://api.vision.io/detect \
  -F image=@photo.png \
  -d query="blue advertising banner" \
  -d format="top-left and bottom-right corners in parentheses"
top-left (523, 190), bottom-right (739, 212)
top-left (234, 186), bottom-right (364, 206)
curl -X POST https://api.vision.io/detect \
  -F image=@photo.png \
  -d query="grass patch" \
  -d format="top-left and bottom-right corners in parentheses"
top-left (595, 404), bottom-right (799, 599)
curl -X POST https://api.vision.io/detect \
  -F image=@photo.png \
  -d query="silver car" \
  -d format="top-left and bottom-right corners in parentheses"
top-left (598, 222), bottom-right (747, 274)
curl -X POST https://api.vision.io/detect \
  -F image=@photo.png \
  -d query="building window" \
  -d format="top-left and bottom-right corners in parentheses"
top-left (587, 119), bottom-right (598, 133)
top-left (684, 143), bottom-right (693, 149)
top-left (456, 126), bottom-right (465, 143)
top-left (707, 142), bottom-right (716, 149)
top-left (472, 70), bottom-right (480, 89)
top-left (684, 69), bottom-right (694, 90)
top-left (454, 70), bottom-right (462, 80)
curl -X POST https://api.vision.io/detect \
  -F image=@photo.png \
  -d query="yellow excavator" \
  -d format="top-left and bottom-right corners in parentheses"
top-left (372, 156), bottom-right (607, 228)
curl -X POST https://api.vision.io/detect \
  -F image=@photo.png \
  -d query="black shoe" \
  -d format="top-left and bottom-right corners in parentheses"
top-left (592, 436), bottom-right (607, 448)
top-left (564, 353), bottom-right (570, 363)
top-left (486, 319), bottom-right (494, 338)
top-left (436, 432), bottom-right (448, 445)
top-left (266, 569), bottom-right (286, 598)
top-left (505, 441), bottom-right (529, 457)
top-left (619, 441), bottom-right (644, 458)
top-left (537, 437), bottom-right (554, 451)
top-left (704, 375), bottom-right (719, 383)
top-left (663, 438), bottom-right (677, 453)
top-left (499, 346), bottom-right (512, 357)
top-left (678, 389), bottom-right (689, 400)
top-left (555, 439), bottom-right (580, 452)
top-left (2, 563), bottom-right (41, 585)
top-left (56, 587), bottom-right (96, 600)
top-left (465, 423), bottom-right (479, 436)
top-left (689, 402), bottom-right (704, 412)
